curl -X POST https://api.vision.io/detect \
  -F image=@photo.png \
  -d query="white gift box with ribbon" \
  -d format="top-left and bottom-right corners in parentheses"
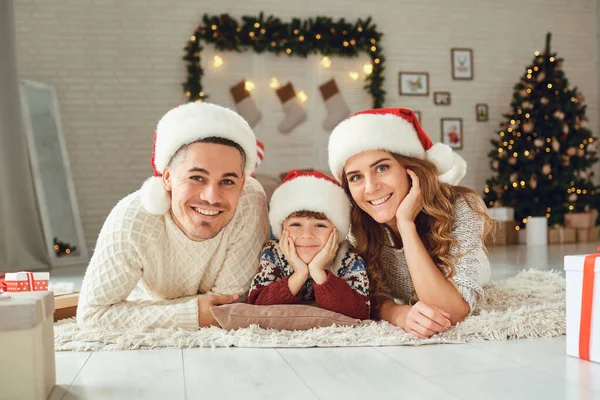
top-left (0, 291), bottom-right (56, 399)
top-left (565, 251), bottom-right (600, 363)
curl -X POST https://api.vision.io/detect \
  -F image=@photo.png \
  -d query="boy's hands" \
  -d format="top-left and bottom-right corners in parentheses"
top-left (280, 229), bottom-right (309, 276)
top-left (308, 229), bottom-right (339, 284)
top-left (280, 229), bottom-right (310, 295)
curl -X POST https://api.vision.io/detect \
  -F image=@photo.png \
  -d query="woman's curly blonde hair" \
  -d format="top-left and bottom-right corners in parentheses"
top-left (341, 153), bottom-right (493, 309)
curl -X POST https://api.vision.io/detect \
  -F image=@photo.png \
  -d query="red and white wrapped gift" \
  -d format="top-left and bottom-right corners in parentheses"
top-left (4, 271), bottom-right (49, 292)
top-left (565, 248), bottom-right (600, 363)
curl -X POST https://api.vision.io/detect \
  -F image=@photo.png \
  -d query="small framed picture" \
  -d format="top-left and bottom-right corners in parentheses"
top-left (451, 48), bottom-right (474, 80)
top-left (433, 91), bottom-right (451, 105)
top-left (476, 103), bottom-right (489, 122)
top-left (441, 118), bottom-right (463, 149)
top-left (399, 72), bottom-right (429, 96)
top-left (413, 110), bottom-right (422, 123)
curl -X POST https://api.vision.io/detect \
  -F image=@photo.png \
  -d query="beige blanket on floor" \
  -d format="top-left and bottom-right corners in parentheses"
top-left (53, 269), bottom-right (565, 351)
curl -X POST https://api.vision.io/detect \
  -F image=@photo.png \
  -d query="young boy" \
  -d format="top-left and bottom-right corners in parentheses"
top-left (248, 170), bottom-right (370, 320)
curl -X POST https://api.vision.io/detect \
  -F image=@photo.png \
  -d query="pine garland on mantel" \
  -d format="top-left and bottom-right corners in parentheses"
top-left (183, 13), bottom-right (386, 108)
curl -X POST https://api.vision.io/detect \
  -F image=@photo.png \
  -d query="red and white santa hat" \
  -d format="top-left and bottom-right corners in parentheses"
top-left (328, 108), bottom-right (467, 184)
top-left (269, 170), bottom-right (351, 242)
top-left (140, 102), bottom-right (258, 215)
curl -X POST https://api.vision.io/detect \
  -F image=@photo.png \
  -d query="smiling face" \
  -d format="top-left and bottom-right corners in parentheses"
top-left (162, 141), bottom-right (245, 241)
top-left (283, 212), bottom-right (334, 264)
top-left (343, 150), bottom-right (411, 227)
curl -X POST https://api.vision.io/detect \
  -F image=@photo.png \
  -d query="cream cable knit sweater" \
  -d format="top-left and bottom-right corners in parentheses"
top-left (76, 177), bottom-right (270, 330)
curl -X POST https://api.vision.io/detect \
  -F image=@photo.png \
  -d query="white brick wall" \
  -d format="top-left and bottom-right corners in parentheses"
top-left (13, 0), bottom-right (599, 251)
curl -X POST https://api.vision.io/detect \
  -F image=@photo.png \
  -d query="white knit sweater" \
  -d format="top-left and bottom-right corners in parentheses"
top-left (77, 177), bottom-right (270, 330)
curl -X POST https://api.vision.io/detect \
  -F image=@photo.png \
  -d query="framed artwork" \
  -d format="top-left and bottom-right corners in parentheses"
top-left (414, 110), bottom-right (422, 123)
top-left (476, 103), bottom-right (489, 122)
top-left (399, 72), bottom-right (429, 96)
top-left (451, 48), bottom-right (473, 80)
top-left (441, 118), bottom-right (463, 149)
top-left (433, 91), bottom-right (451, 105)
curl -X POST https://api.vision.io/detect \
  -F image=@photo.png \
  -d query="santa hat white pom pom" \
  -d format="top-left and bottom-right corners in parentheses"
top-left (425, 143), bottom-right (467, 185)
top-left (425, 143), bottom-right (454, 175)
top-left (140, 176), bottom-right (171, 215)
top-left (438, 152), bottom-right (467, 185)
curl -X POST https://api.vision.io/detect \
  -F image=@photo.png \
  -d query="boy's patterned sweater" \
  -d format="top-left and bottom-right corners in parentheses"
top-left (248, 240), bottom-right (370, 319)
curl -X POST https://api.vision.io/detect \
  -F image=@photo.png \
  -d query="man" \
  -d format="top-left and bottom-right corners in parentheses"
top-left (77, 102), bottom-right (270, 330)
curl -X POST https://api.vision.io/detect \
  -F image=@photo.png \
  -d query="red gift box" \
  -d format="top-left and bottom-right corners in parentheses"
top-left (4, 271), bottom-right (49, 292)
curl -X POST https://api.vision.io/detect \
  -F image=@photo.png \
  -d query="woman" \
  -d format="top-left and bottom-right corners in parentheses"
top-left (328, 108), bottom-right (493, 338)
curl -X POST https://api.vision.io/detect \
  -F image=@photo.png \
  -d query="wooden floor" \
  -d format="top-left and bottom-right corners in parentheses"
top-left (49, 242), bottom-right (600, 400)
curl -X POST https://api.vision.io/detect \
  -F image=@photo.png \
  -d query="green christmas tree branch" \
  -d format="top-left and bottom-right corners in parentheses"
top-left (483, 32), bottom-right (599, 228)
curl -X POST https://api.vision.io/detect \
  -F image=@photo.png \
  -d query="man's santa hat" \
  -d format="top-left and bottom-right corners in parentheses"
top-left (140, 102), bottom-right (259, 215)
top-left (269, 170), bottom-right (351, 243)
top-left (328, 108), bottom-right (467, 184)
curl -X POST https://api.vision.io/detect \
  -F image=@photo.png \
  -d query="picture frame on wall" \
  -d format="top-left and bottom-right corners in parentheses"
top-left (433, 91), bottom-right (451, 105)
top-left (451, 48), bottom-right (474, 80)
top-left (476, 103), bottom-right (489, 121)
top-left (399, 72), bottom-right (429, 96)
top-left (441, 118), bottom-right (463, 149)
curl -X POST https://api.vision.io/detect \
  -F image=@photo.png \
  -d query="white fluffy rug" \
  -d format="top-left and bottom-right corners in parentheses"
top-left (54, 269), bottom-right (565, 351)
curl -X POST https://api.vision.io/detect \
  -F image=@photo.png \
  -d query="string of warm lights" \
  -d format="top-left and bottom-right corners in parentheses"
top-left (53, 237), bottom-right (76, 257)
top-left (183, 13), bottom-right (386, 107)
top-left (208, 52), bottom-right (375, 103)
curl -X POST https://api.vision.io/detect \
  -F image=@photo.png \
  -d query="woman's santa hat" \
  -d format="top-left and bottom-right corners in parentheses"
top-left (328, 108), bottom-right (467, 184)
top-left (140, 102), bottom-right (259, 215)
top-left (269, 170), bottom-right (351, 243)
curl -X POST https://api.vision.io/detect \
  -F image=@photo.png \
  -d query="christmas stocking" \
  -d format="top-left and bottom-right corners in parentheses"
top-left (230, 80), bottom-right (261, 127)
top-left (276, 82), bottom-right (307, 134)
top-left (319, 79), bottom-right (350, 131)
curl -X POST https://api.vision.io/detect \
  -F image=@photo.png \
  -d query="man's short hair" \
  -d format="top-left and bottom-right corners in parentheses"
top-left (169, 136), bottom-right (247, 169)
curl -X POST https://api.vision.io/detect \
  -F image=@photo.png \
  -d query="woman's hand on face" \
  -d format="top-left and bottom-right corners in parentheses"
top-left (395, 169), bottom-right (423, 229)
top-left (400, 301), bottom-right (452, 339)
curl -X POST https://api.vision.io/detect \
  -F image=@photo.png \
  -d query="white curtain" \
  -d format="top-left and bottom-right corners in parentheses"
top-left (0, 0), bottom-right (49, 272)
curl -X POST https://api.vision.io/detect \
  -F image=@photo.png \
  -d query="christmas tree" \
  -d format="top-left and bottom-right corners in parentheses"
top-left (483, 33), bottom-right (599, 230)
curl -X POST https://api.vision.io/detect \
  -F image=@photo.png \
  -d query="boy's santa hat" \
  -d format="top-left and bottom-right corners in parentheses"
top-left (269, 170), bottom-right (351, 242)
top-left (140, 102), bottom-right (259, 215)
top-left (328, 108), bottom-right (467, 184)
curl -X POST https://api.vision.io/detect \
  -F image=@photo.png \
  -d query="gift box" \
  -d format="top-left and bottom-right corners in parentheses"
top-left (486, 220), bottom-right (518, 246)
top-left (54, 292), bottom-right (79, 321)
top-left (548, 226), bottom-right (577, 244)
top-left (487, 207), bottom-right (515, 222)
top-left (576, 227), bottom-right (600, 243)
top-left (565, 210), bottom-right (599, 229)
top-left (565, 251), bottom-right (600, 363)
top-left (0, 291), bottom-right (56, 399)
top-left (4, 271), bottom-right (49, 292)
